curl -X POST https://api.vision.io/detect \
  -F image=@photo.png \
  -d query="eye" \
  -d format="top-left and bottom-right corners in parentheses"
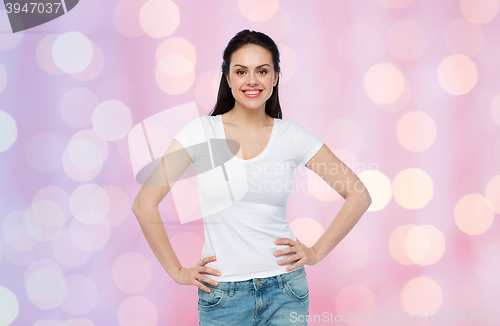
top-left (235, 69), bottom-right (267, 75)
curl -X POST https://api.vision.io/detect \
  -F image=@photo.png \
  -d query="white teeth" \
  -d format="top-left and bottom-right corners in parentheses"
top-left (244, 90), bottom-right (261, 95)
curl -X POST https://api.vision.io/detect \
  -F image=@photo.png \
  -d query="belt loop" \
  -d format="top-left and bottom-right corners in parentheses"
top-left (229, 281), bottom-right (235, 296)
top-left (276, 274), bottom-right (283, 290)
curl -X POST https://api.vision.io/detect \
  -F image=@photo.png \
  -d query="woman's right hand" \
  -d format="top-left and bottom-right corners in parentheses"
top-left (173, 256), bottom-right (221, 293)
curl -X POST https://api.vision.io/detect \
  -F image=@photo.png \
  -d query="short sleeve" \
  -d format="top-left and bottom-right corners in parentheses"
top-left (292, 122), bottom-right (324, 166)
top-left (172, 117), bottom-right (204, 163)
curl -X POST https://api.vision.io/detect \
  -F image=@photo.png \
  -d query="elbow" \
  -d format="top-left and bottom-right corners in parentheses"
top-left (364, 190), bottom-right (372, 209)
top-left (131, 202), bottom-right (147, 224)
top-left (362, 187), bottom-right (372, 206)
top-left (346, 189), bottom-right (372, 209)
top-left (131, 200), bottom-right (141, 214)
top-left (131, 203), bottom-right (139, 214)
top-left (132, 201), bottom-right (147, 215)
top-left (132, 200), bottom-right (158, 215)
top-left (131, 204), bottom-right (141, 218)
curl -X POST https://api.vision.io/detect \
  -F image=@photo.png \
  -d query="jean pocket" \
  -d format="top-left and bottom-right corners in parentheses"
top-left (284, 272), bottom-right (309, 303)
top-left (198, 287), bottom-right (227, 312)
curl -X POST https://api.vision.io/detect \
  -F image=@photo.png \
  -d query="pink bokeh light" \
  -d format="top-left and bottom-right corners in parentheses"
top-left (1, 0), bottom-right (499, 325)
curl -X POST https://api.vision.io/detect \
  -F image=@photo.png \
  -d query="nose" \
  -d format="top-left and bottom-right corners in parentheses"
top-left (246, 73), bottom-right (258, 86)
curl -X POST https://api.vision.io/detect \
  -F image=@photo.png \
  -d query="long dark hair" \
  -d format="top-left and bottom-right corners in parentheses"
top-left (208, 29), bottom-right (282, 119)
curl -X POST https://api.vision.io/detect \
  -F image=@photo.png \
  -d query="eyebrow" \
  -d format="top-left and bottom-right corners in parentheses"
top-left (233, 64), bottom-right (271, 69)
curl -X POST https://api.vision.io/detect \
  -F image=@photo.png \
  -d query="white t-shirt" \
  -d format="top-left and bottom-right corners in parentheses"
top-left (173, 114), bottom-right (324, 282)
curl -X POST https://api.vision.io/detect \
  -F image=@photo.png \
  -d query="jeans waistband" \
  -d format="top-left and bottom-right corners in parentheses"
top-left (199, 266), bottom-right (305, 293)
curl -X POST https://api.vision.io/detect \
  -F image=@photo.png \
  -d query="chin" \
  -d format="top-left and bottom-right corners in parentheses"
top-left (236, 98), bottom-right (270, 111)
top-left (238, 106), bottom-right (259, 111)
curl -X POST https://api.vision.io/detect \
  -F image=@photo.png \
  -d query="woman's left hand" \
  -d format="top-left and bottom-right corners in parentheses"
top-left (274, 238), bottom-right (320, 271)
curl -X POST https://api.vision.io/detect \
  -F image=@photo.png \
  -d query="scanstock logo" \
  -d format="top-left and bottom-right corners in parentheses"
top-left (4, 0), bottom-right (79, 33)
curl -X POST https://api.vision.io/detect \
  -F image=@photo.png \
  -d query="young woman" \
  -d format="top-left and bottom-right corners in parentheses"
top-left (133, 30), bottom-right (372, 325)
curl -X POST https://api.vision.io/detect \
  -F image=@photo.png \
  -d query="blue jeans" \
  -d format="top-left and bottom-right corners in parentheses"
top-left (198, 267), bottom-right (310, 325)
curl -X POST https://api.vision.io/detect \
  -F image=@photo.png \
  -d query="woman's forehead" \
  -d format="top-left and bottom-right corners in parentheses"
top-left (230, 45), bottom-right (273, 67)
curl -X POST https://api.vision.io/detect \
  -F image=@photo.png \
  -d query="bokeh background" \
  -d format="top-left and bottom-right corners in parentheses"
top-left (1, 0), bottom-right (500, 325)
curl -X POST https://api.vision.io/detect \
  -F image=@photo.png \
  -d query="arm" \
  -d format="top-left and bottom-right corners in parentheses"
top-left (132, 203), bottom-right (182, 279)
top-left (131, 139), bottom-right (192, 280)
top-left (132, 138), bottom-right (221, 292)
top-left (306, 144), bottom-right (372, 261)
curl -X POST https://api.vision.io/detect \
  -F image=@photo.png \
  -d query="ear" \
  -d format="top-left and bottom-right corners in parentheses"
top-left (273, 72), bottom-right (280, 87)
top-left (225, 73), bottom-right (231, 88)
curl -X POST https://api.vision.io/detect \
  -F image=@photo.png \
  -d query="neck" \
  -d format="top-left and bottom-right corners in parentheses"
top-left (225, 103), bottom-right (272, 129)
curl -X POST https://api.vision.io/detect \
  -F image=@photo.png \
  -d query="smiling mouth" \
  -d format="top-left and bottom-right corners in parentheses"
top-left (242, 90), bottom-right (263, 95)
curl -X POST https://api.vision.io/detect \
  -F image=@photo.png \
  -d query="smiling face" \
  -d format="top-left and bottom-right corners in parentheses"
top-left (225, 44), bottom-right (279, 112)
